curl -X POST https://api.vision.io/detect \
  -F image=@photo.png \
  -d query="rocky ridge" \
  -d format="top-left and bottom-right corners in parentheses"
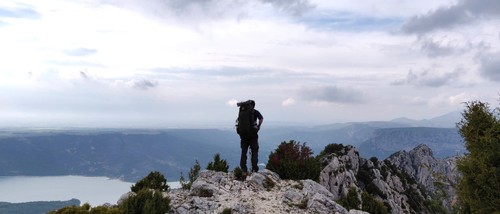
top-left (118, 144), bottom-right (459, 213)
top-left (166, 169), bottom-right (364, 214)
top-left (386, 144), bottom-right (459, 210)
top-left (319, 144), bottom-right (459, 213)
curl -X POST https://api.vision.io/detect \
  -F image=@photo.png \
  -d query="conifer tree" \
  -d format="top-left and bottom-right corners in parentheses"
top-left (206, 153), bottom-right (229, 172)
top-left (456, 100), bottom-right (500, 213)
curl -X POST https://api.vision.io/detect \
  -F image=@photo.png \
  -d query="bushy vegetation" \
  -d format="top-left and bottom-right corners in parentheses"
top-left (266, 140), bottom-right (321, 180)
top-left (206, 153), bottom-right (229, 172)
top-left (318, 143), bottom-right (346, 158)
top-left (361, 191), bottom-right (388, 214)
top-left (233, 166), bottom-right (245, 181)
top-left (180, 160), bottom-right (201, 189)
top-left (121, 171), bottom-right (171, 214)
top-left (120, 189), bottom-right (170, 214)
top-left (339, 187), bottom-right (360, 210)
top-left (455, 100), bottom-right (500, 213)
top-left (131, 171), bottom-right (169, 193)
top-left (48, 203), bottom-right (121, 214)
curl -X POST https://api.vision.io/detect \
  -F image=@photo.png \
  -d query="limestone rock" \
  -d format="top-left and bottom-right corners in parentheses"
top-left (168, 169), bottom-right (348, 214)
top-left (319, 144), bottom-right (446, 214)
top-left (387, 144), bottom-right (460, 209)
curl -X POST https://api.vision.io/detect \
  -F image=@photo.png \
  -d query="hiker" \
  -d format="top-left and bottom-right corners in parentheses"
top-left (236, 100), bottom-right (264, 174)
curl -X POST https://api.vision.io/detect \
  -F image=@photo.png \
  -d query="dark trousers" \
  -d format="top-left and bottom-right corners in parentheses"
top-left (240, 137), bottom-right (259, 172)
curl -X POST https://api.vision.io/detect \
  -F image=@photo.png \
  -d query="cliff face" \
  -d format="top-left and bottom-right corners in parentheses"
top-left (386, 144), bottom-right (460, 210)
top-left (319, 144), bottom-right (459, 214)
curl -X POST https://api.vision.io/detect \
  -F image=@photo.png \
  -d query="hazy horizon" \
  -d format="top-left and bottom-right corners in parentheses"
top-left (0, 110), bottom-right (461, 130)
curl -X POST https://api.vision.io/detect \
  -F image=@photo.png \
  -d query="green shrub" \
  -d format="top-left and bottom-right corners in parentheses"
top-left (221, 207), bottom-right (232, 214)
top-left (180, 160), bottom-right (201, 189)
top-left (266, 140), bottom-right (321, 181)
top-left (131, 171), bottom-right (169, 193)
top-left (318, 143), bottom-right (346, 158)
top-left (120, 189), bottom-right (170, 214)
top-left (48, 203), bottom-right (122, 214)
top-left (361, 191), bottom-right (388, 214)
top-left (207, 153), bottom-right (229, 172)
top-left (339, 187), bottom-right (360, 210)
top-left (233, 166), bottom-right (245, 181)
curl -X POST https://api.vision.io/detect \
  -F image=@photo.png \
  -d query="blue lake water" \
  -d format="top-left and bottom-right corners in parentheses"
top-left (0, 176), bottom-right (180, 206)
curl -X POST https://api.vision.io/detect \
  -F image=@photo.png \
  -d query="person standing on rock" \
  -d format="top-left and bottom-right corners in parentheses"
top-left (236, 100), bottom-right (264, 174)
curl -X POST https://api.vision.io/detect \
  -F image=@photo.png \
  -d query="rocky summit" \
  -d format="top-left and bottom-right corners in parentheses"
top-left (166, 169), bottom-right (364, 214)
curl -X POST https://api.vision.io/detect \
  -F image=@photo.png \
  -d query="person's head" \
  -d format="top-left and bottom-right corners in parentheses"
top-left (249, 100), bottom-right (255, 107)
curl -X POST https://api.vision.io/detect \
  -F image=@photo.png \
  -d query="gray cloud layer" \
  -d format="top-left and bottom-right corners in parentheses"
top-left (479, 52), bottom-right (500, 82)
top-left (103, 0), bottom-right (314, 22)
top-left (300, 85), bottom-right (365, 104)
top-left (392, 69), bottom-right (462, 87)
top-left (402, 0), bottom-right (500, 34)
top-left (418, 37), bottom-right (465, 57)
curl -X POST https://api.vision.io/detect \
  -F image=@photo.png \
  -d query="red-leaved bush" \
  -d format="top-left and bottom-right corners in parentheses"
top-left (266, 140), bottom-right (320, 180)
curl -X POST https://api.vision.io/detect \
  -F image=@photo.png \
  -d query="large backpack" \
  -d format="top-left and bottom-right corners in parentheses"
top-left (236, 100), bottom-right (256, 139)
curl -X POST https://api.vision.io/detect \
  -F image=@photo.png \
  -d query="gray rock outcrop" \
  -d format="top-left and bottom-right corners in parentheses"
top-left (386, 144), bottom-right (460, 209)
top-left (167, 169), bottom-right (354, 214)
top-left (319, 144), bottom-right (449, 214)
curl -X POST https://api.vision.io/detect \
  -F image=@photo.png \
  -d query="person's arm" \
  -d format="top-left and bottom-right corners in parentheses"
top-left (258, 117), bottom-right (264, 129)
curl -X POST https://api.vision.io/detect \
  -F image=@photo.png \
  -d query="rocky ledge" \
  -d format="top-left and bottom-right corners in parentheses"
top-left (166, 169), bottom-right (365, 214)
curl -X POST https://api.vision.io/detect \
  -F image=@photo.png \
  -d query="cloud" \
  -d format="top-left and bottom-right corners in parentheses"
top-left (401, 0), bottom-right (500, 34)
top-left (478, 52), bottom-right (500, 82)
top-left (281, 97), bottom-right (295, 106)
top-left (64, 48), bottom-right (98, 57)
top-left (418, 37), bottom-right (465, 57)
top-left (259, 0), bottom-right (314, 16)
top-left (103, 0), bottom-right (314, 22)
top-left (300, 85), bottom-right (365, 104)
top-left (392, 68), bottom-right (462, 87)
top-left (126, 78), bottom-right (159, 90)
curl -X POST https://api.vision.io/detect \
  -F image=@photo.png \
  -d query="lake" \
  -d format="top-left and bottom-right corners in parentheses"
top-left (0, 176), bottom-right (180, 206)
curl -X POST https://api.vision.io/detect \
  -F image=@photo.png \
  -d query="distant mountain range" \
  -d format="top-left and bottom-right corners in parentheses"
top-left (0, 111), bottom-right (465, 182)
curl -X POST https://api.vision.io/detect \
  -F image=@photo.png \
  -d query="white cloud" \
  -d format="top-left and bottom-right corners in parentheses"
top-left (281, 97), bottom-right (296, 106)
top-left (448, 92), bottom-right (473, 106)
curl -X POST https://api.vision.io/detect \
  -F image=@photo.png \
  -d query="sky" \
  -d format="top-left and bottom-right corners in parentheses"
top-left (0, 0), bottom-right (499, 128)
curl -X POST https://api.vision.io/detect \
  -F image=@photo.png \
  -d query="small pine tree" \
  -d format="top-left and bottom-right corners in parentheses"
top-left (131, 171), bottom-right (169, 193)
top-left (180, 160), bottom-right (201, 190)
top-left (206, 153), bottom-right (229, 172)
